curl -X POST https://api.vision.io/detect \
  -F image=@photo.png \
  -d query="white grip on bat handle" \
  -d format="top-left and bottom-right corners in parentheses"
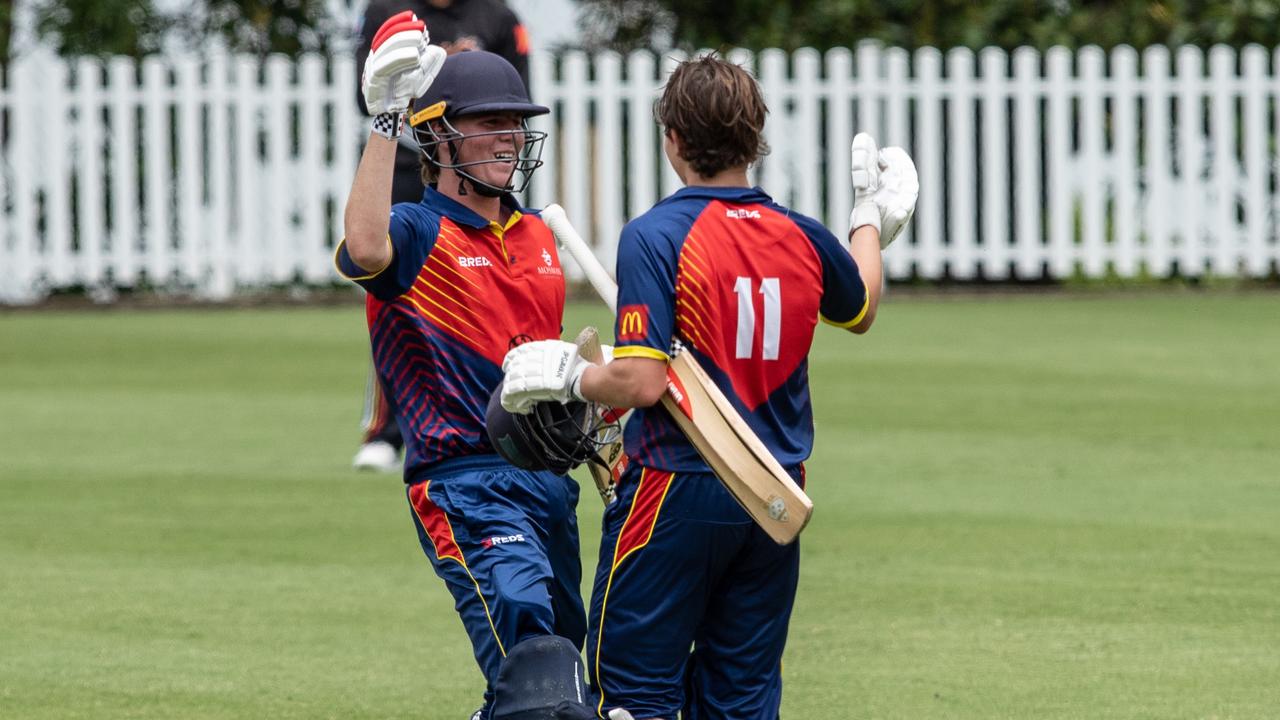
top-left (542, 203), bottom-right (618, 314)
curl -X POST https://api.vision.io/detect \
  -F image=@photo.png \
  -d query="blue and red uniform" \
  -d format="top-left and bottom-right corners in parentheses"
top-left (336, 186), bottom-right (586, 712)
top-left (588, 185), bottom-right (868, 719)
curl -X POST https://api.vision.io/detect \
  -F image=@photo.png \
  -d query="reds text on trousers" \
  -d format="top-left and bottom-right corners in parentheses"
top-left (407, 456), bottom-right (586, 711)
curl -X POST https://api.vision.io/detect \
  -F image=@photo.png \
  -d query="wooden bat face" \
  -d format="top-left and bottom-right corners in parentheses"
top-left (660, 349), bottom-right (813, 545)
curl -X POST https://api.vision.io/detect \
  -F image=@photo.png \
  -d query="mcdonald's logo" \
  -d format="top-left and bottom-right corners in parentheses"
top-left (617, 304), bottom-right (649, 342)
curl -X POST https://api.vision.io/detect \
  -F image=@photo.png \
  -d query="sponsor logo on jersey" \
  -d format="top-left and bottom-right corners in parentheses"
top-left (536, 247), bottom-right (563, 276)
top-left (481, 534), bottom-right (526, 549)
top-left (618, 304), bottom-right (649, 342)
top-left (458, 255), bottom-right (493, 268)
top-left (725, 208), bottom-right (761, 219)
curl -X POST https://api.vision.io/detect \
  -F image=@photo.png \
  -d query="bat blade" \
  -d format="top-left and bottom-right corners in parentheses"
top-left (660, 349), bottom-right (813, 545)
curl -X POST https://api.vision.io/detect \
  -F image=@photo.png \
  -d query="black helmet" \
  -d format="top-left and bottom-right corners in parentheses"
top-left (408, 51), bottom-right (548, 196)
top-left (486, 381), bottom-right (621, 477)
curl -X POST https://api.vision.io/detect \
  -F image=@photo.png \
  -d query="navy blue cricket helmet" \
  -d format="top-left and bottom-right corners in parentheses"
top-left (485, 381), bottom-right (619, 477)
top-left (408, 51), bottom-right (549, 196)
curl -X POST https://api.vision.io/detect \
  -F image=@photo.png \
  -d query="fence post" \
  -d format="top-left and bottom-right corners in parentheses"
top-left (77, 57), bottom-right (106, 291)
top-left (142, 56), bottom-right (172, 285)
top-left (1208, 45), bottom-right (1239, 276)
top-left (5, 52), bottom-right (45, 302)
top-left (1242, 46), bottom-right (1270, 278)
top-left (205, 50), bottom-right (233, 298)
top-left (595, 51), bottom-right (624, 272)
top-left (947, 47), bottom-right (978, 279)
top-left (1175, 45), bottom-right (1206, 276)
top-left (1079, 46), bottom-right (1107, 277)
top-left (1045, 46), bottom-right (1074, 279)
top-left (625, 51), bottom-right (657, 237)
top-left (47, 55), bottom-right (73, 289)
top-left (793, 48), bottom-right (822, 220)
top-left (265, 55), bottom-right (292, 283)
top-left (980, 46), bottom-right (1011, 280)
top-left (824, 47), bottom-right (853, 240)
top-left (108, 56), bottom-right (141, 289)
top-left (1142, 45), bottom-right (1173, 277)
top-left (1012, 46), bottom-right (1043, 279)
top-left (883, 47), bottom-right (914, 277)
top-left (1112, 45), bottom-right (1139, 278)
top-left (176, 54), bottom-right (205, 290)
top-left (298, 53), bottom-right (329, 286)
top-left (915, 47), bottom-right (944, 279)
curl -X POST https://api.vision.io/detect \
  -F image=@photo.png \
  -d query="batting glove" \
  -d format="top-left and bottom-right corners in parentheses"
top-left (848, 132), bottom-right (882, 234)
top-left (872, 146), bottom-right (920, 248)
top-left (501, 340), bottom-right (590, 414)
top-left (361, 11), bottom-right (447, 118)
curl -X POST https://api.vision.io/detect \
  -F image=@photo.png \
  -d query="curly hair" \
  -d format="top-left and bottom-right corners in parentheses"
top-left (656, 54), bottom-right (769, 178)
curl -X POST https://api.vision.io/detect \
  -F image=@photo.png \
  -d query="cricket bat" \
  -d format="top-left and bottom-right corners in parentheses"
top-left (573, 325), bottom-right (625, 505)
top-left (543, 204), bottom-right (813, 544)
top-left (661, 345), bottom-right (812, 544)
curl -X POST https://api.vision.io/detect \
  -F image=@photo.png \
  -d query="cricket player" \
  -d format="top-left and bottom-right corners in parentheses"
top-left (338, 14), bottom-right (591, 719)
top-left (351, 0), bottom-right (537, 472)
top-left (500, 55), bottom-right (918, 718)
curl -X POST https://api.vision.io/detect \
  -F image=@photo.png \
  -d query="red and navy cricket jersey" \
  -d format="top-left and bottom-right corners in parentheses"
top-left (612, 185), bottom-right (868, 471)
top-left (336, 186), bottom-right (565, 482)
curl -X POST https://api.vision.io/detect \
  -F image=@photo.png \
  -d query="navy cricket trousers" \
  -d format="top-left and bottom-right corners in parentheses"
top-left (587, 464), bottom-right (801, 720)
top-left (407, 456), bottom-right (586, 712)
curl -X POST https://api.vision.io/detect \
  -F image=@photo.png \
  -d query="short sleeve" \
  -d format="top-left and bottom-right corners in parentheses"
top-left (612, 222), bottom-right (676, 361)
top-left (335, 204), bottom-right (440, 300)
top-left (801, 219), bottom-right (869, 330)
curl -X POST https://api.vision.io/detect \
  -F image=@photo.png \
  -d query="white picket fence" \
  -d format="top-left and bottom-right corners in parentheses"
top-left (2, 43), bottom-right (1279, 304)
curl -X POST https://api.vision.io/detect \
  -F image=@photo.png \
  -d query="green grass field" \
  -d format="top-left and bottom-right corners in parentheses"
top-left (2, 293), bottom-right (1278, 719)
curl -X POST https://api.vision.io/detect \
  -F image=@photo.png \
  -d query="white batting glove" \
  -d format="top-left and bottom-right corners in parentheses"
top-left (361, 11), bottom-right (447, 117)
top-left (848, 132), bottom-right (882, 234)
top-left (501, 340), bottom-right (590, 414)
top-left (872, 146), bottom-right (919, 248)
top-left (607, 710), bottom-right (637, 720)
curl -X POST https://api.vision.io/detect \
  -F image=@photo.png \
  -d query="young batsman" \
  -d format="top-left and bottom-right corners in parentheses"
top-left (351, 0), bottom-right (538, 472)
top-left (500, 55), bottom-right (918, 718)
top-left (338, 15), bottom-right (593, 719)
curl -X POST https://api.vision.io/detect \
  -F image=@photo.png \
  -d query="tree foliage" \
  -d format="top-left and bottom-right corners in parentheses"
top-left (578, 0), bottom-right (1280, 52)
top-left (24, 0), bottom-right (342, 58)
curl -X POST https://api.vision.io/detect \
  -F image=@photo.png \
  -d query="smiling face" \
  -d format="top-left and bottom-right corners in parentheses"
top-left (444, 112), bottom-right (527, 191)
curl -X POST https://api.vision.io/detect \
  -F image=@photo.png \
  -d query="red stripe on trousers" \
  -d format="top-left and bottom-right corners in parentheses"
top-left (614, 469), bottom-right (673, 565)
top-left (408, 482), bottom-right (464, 564)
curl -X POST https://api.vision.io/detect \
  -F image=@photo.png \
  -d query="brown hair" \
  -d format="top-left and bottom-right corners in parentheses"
top-left (656, 54), bottom-right (769, 178)
top-left (419, 151), bottom-right (440, 185)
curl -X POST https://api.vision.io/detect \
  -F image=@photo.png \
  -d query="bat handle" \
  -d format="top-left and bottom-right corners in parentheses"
top-left (542, 203), bottom-right (619, 314)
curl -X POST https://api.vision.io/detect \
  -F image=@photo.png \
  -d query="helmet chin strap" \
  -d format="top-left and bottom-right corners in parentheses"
top-left (457, 169), bottom-right (508, 198)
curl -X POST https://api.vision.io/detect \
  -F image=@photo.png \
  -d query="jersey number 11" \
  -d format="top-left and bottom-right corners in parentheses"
top-left (734, 276), bottom-right (781, 360)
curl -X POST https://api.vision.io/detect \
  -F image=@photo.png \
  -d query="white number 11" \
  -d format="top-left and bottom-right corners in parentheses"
top-left (734, 276), bottom-right (780, 360)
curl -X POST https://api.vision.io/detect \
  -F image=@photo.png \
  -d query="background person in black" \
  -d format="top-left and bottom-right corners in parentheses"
top-left (351, 0), bottom-right (533, 472)
top-left (356, 0), bottom-right (531, 204)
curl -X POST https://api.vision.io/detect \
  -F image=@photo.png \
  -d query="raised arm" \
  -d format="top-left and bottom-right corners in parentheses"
top-left (343, 12), bottom-right (446, 274)
top-left (846, 133), bottom-right (919, 333)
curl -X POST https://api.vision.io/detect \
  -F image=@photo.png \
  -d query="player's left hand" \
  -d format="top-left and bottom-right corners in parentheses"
top-left (501, 340), bottom-right (590, 414)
